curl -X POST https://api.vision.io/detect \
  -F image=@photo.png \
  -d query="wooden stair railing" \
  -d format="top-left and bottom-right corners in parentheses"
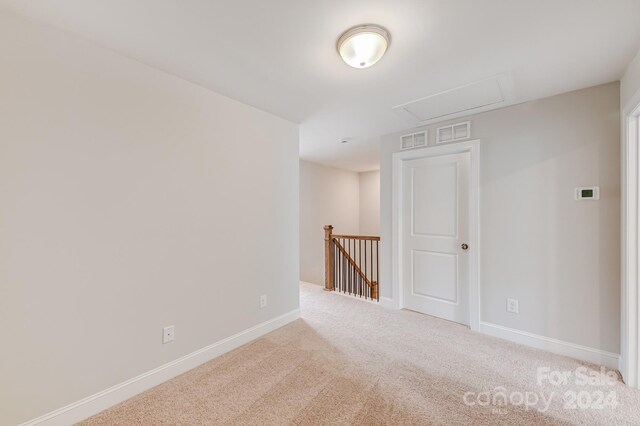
top-left (324, 225), bottom-right (380, 301)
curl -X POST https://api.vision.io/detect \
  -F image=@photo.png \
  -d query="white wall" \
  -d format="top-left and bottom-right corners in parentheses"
top-left (299, 161), bottom-right (359, 285)
top-left (622, 49), bottom-right (640, 112)
top-left (0, 9), bottom-right (299, 425)
top-left (380, 83), bottom-right (620, 354)
top-left (359, 171), bottom-right (380, 236)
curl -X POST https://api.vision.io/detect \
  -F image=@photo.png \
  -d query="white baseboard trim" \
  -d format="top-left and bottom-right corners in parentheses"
top-left (299, 280), bottom-right (323, 287)
top-left (301, 281), bottom-right (390, 307)
top-left (479, 321), bottom-right (620, 370)
top-left (330, 289), bottom-right (380, 305)
top-left (20, 309), bottom-right (301, 426)
top-left (379, 297), bottom-right (396, 309)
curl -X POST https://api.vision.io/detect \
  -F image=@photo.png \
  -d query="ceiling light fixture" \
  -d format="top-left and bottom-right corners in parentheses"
top-left (337, 24), bottom-right (390, 69)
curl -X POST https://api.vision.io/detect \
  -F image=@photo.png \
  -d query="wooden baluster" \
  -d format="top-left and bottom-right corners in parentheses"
top-left (340, 239), bottom-right (349, 293)
top-left (369, 241), bottom-right (375, 299)
top-left (364, 239), bottom-right (368, 298)
top-left (375, 240), bottom-right (379, 301)
top-left (359, 239), bottom-right (362, 298)
top-left (351, 239), bottom-right (355, 295)
top-left (341, 238), bottom-right (344, 293)
top-left (336, 239), bottom-right (339, 293)
top-left (353, 239), bottom-right (356, 296)
top-left (338, 238), bottom-right (341, 293)
top-left (339, 239), bottom-right (342, 293)
top-left (324, 225), bottom-right (334, 291)
top-left (345, 238), bottom-right (348, 293)
top-left (367, 239), bottom-right (371, 300)
top-left (348, 238), bottom-right (352, 295)
top-left (331, 239), bottom-right (338, 291)
top-left (342, 239), bottom-right (344, 293)
top-left (339, 240), bottom-right (342, 293)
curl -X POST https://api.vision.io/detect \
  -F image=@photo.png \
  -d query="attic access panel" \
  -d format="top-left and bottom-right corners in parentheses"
top-left (393, 74), bottom-right (514, 124)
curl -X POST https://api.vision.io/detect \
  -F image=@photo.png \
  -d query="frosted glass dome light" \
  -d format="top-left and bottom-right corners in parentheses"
top-left (337, 25), bottom-right (390, 69)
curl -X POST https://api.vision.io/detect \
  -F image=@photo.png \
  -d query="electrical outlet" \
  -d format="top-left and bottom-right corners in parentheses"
top-left (259, 294), bottom-right (267, 309)
top-left (506, 298), bottom-right (519, 314)
top-left (163, 325), bottom-right (175, 344)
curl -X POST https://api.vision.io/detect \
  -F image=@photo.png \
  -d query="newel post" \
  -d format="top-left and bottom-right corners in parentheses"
top-left (324, 225), bottom-right (334, 291)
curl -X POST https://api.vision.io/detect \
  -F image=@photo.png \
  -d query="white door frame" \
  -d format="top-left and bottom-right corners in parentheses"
top-left (622, 97), bottom-right (640, 388)
top-left (392, 140), bottom-right (481, 331)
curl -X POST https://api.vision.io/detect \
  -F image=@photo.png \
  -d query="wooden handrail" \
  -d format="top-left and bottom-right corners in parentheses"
top-left (332, 234), bottom-right (380, 241)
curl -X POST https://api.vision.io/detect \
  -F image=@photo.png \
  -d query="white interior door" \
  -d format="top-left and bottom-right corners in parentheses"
top-left (401, 151), bottom-right (470, 325)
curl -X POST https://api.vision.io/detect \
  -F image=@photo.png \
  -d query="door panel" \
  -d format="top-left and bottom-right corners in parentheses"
top-left (402, 151), bottom-right (470, 325)
top-left (412, 250), bottom-right (458, 303)
top-left (412, 164), bottom-right (458, 237)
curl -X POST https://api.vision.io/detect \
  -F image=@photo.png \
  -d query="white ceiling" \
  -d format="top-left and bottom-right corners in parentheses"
top-left (3, 0), bottom-right (640, 172)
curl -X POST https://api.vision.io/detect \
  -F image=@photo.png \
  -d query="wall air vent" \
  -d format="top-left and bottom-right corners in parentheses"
top-left (393, 73), bottom-right (515, 124)
top-left (400, 131), bottom-right (427, 150)
top-left (437, 121), bottom-right (471, 144)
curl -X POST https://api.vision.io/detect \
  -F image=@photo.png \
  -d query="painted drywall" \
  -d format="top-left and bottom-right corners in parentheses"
top-left (299, 161), bottom-right (359, 285)
top-left (0, 9), bottom-right (299, 425)
top-left (359, 171), bottom-right (381, 236)
top-left (379, 83), bottom-right (621, 354)
top-left (622, 48), bottom-right (640, 112)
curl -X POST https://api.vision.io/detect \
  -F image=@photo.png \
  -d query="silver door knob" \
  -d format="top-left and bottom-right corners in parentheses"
top-left (461, 243), bottom-right (469, 250)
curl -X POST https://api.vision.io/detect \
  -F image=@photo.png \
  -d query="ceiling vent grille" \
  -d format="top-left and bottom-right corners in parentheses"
top-left (393, 73), bottom-right (514, 124)
top-left (437, 121), bottom-right (471, 144)
top-left (401, 131), bottom-right (427, 150)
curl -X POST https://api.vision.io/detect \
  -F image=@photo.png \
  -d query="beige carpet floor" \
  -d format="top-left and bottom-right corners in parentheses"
top-left (81, 283), bottom-right (640, 425)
